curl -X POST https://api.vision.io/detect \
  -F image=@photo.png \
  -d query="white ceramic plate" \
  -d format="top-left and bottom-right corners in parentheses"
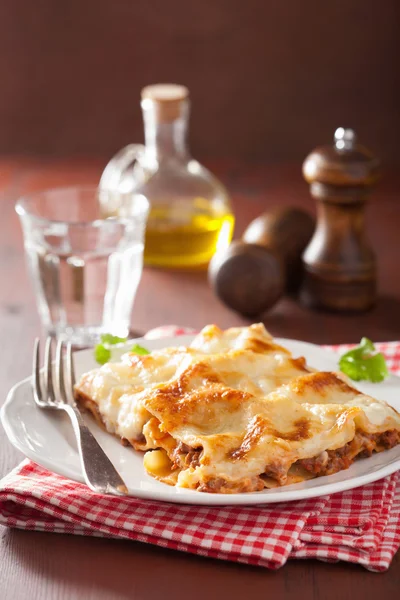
top-left (2, 336), bottom-right (400, 505)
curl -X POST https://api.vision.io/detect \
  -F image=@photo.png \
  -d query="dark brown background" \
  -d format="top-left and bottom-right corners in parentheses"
top-left (0, 0), bottom-right (399, 161)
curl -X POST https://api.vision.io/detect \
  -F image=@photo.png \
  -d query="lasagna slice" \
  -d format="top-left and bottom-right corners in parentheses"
top-left (74, 324), bottom-right (400, 493)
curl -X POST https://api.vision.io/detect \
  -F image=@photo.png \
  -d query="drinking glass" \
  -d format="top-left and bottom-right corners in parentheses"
top-left (16, 186), bottom-right (149, 346)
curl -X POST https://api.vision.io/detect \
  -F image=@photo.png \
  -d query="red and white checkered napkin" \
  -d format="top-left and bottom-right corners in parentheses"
top-left (1, 330), bottom-right (400, 572)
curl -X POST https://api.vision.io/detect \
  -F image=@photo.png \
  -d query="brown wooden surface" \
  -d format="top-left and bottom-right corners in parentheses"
top-left (0, 1), bottom-right (399, 162)
top-left (1, 158), bottom-right (400, 599)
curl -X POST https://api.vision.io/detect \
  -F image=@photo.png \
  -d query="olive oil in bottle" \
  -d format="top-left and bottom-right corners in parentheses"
top-left (144, 202), bottom-right (234, 267)
top-left (101, 84), bottom-right (234, 268)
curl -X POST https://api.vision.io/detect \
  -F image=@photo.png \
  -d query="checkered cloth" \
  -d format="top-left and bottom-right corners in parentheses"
top-left (1, 328), bottom-right (400, 571)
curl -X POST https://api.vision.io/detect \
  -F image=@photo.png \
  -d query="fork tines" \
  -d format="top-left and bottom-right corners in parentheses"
top-left (33, 337), bottom-right (76, 408)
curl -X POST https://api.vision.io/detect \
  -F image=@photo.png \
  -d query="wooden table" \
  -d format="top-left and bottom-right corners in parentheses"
top-left (1, 159), bottom-right (400, 599)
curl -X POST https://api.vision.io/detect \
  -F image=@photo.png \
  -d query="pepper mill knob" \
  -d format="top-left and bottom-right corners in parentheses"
top-left (334, 127), bottom-right (356, 150)
top-left (301, 128), bottom-right (381, 311)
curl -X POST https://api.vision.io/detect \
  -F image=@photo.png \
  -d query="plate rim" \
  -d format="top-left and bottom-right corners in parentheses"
top-left (2, 335), bottom-right (400, 506)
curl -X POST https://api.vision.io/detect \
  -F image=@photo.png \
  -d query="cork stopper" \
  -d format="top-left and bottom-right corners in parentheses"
top-left (141, 84), bottom-right (189, 122)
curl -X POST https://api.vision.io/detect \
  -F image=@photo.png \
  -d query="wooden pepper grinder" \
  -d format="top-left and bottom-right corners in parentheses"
top-left (301, 128), bottom-right (381, 312)
top-left (208, 207), bottom-right (315, 317)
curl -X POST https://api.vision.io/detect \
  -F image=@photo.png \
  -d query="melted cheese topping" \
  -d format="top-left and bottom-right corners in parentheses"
top-left (75, 324), bottom-right (400, 493)
top-left (190, 323), bottom-right (290, 355)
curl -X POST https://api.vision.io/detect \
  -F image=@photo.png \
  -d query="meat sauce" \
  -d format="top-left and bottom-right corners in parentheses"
top-left (171, 441), bottom-right (202, 469)
top-left (298, 430), bottom-right (400, 477)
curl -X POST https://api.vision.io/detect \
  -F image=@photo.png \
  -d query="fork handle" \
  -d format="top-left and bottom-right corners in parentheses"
top-left (62, 404), bottom-right (128, 495)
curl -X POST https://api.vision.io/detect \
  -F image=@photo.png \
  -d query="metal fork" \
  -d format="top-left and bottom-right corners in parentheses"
top-left (33, 337), bottom-right (128, 495)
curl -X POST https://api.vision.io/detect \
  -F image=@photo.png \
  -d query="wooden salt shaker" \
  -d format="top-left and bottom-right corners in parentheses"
top-left (301, 128), bottom-right (381, 312)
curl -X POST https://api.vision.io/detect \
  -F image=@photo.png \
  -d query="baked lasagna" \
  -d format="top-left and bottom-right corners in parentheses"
top-left (75, 324), bottom-right (400, 493)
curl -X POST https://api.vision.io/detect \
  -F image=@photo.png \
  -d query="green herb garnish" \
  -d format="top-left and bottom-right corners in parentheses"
top-left (94, 334), bottom-right (150, 364)
top-left (100, 334), bottom-right (128, 345)
top-left (94, 344), bottom-right (112, 365)
top-left (94, 334), bottom-right (127, 364)
top-left (131, 343), bottom-right (150, 355)
top-left (339, 337), bottom-right (389, 383)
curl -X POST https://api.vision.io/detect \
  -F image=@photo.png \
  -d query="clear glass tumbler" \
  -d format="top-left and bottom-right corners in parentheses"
top-left (16, 186), bottom-right (149, 346)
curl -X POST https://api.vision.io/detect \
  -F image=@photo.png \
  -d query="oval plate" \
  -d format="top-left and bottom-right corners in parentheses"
top-left (2, 336), bottom-right (400, 505)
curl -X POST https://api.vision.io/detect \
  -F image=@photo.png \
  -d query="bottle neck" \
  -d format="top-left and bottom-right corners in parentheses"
top-left (142, 102), bottom-right (190, 162)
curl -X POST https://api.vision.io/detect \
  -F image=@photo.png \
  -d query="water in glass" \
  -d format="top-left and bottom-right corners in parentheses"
top-left (16, 186), bottom-right (149, 346)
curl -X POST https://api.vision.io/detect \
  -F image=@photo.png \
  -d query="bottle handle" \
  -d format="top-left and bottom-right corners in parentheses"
top-left (99, 144), bottom-right (145, 192)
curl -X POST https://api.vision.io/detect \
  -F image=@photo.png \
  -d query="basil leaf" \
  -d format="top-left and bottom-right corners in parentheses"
top-left (359, 337), bottom-right (375, 355)
top-left (339, 338), bottom-right (388, 383)
top-left (131, 344), bottom-right (150, 356)
top-left (100, 334), bottom-right (128, 346)
top-left (94, 344), bottom-right (112, 365)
